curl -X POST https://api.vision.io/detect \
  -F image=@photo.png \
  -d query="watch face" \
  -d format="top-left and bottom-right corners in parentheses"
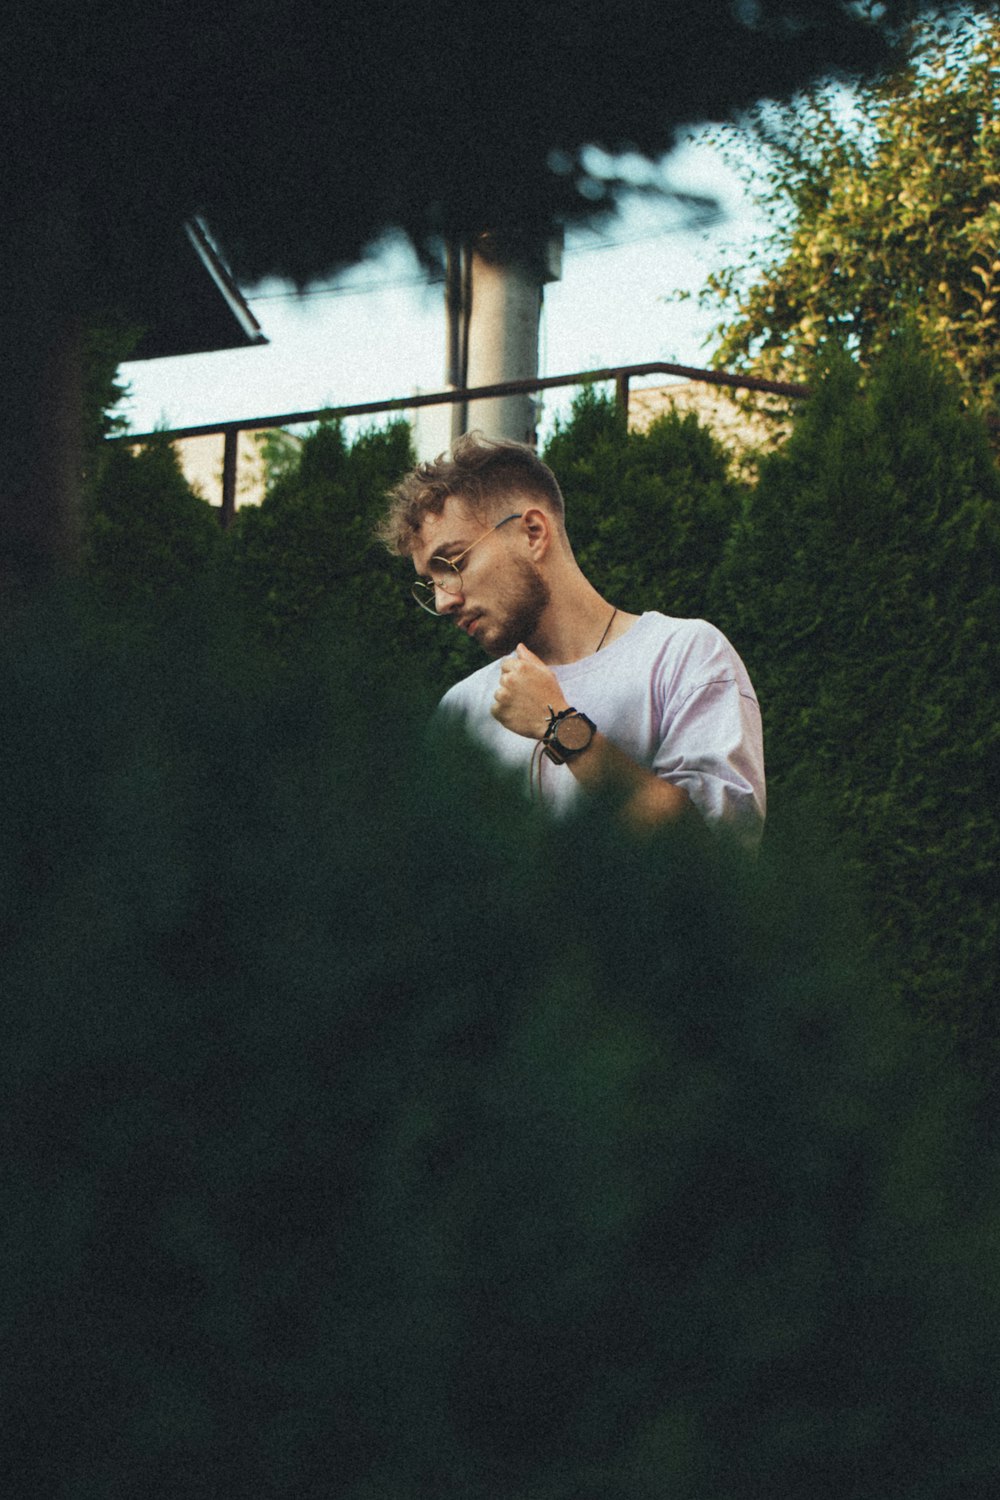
top-left (556, 713), bottom-right (594, 751)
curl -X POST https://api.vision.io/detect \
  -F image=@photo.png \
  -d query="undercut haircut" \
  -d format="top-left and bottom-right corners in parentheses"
top-left (378, 431), bottom-right (566, 556)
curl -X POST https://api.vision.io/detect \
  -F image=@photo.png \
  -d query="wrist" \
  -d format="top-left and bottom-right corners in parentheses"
top-left (541, 705), bottom-right (597, 764)
top-left (535, 696), bottom-right (568, 739)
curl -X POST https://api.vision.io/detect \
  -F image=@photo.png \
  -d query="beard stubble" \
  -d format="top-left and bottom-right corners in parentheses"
top-left (478, 558), bottom-right (551, 659)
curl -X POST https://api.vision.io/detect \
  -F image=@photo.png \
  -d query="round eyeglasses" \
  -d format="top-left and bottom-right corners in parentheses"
top-left (411, 512), bottom-right (522, 615)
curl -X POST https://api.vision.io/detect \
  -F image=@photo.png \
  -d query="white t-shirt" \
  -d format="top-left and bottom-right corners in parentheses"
top-left (439, 611), bottom-right (766, 843)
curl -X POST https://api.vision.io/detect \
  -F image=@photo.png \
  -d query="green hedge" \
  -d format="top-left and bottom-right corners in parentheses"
top-left (709, 336), bottom-right (1000, 1070)
top-left (226, 418), bottom-right (479, 698)
top-left (543, 384), bottom-right (742, 622)
top-left (84, 435), bottom-right (222, 615)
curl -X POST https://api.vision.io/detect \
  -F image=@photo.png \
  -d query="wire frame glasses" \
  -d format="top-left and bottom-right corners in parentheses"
top-left (411, 512), bottom-right (522, 615)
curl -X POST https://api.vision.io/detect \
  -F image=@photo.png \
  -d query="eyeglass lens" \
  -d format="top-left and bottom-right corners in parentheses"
top-left (412, 559), bottom-right (462, 611)
top-left (411, 513), bottom-right (521, 614)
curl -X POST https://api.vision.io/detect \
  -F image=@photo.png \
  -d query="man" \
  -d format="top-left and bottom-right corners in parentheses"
top-left (379, 433), bottom-right (765, 842)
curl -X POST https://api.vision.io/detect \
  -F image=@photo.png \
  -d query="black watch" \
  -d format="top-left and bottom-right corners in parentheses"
top-left (541, 707), bottom-right (597, 764)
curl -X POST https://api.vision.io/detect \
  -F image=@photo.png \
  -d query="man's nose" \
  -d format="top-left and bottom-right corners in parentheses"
top-left (435, 582), bottom-right (463, 614)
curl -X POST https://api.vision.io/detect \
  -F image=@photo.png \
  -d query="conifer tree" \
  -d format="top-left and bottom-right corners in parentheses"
top-left (710, 333), bottom-right (1000, 1063)
top-left (543, 386), bottom-right (742, 623)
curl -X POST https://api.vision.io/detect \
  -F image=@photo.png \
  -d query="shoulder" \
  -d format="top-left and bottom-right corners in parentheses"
top-left (621, 614), bottom-right (759, 722)
top-left (635, 611), bottom-right (728, 652)
top-left (633, 612), bottom-right (753, 681)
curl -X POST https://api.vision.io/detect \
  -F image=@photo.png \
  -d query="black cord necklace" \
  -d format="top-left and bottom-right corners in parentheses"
top-left (595, 606), bottom-right (618, 653)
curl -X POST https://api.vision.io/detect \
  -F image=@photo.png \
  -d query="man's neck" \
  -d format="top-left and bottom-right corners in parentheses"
top-left (529, 580), bottom-right (638, 666)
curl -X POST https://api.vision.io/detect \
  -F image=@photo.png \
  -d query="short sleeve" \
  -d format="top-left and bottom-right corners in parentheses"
top-left (654, 675), bottom-right (766, 847)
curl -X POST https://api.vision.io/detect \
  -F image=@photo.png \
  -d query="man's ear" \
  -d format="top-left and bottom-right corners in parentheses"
top-left (520, 506), bottom-right (552, 559)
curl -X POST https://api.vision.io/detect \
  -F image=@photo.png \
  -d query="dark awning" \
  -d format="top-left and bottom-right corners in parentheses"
top-left (128, 218), bottom-right (267, 362)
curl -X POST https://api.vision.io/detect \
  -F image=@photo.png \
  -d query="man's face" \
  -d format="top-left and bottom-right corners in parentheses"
top-left (412, 498), bottom-right (549, 659)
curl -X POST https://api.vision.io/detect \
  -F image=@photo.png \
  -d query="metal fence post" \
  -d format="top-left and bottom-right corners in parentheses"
top-left (615, 370), bottom-right (631, 420)
top-left (221, 429), bottom-right (238, 528)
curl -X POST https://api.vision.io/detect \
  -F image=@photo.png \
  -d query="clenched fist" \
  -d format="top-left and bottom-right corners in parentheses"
top-left (491, 644), bottom-right (568, 740)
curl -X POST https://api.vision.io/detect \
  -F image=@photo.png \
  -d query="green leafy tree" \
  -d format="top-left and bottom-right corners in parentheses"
top-left (709, 333), bottom-right (1000, 1069)
top-left (543, 385), bottom-right (743, 622)
top-left (254, 427), bottom-right (304, 495)
top-left (699, 12), bottom-right (1000, 416)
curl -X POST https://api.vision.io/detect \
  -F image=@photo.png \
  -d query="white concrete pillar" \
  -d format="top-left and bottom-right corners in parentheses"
top-left (454, 231), bottom-right (562, 447)
top-left (465, 253), bottom-right (542, 443)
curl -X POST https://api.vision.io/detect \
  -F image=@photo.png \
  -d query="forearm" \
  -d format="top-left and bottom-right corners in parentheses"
top-left (562, 729), bottom-right (691, 828)
top-left (491, 645), bottom-right (691, 830)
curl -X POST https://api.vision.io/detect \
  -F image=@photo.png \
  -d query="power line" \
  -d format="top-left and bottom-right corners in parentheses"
top-left (246, 214), bottom-right (730, 304)
top-left (250, 273), bottom-right (445, 302)
top-left (567, 213), bottom-right (727, 254)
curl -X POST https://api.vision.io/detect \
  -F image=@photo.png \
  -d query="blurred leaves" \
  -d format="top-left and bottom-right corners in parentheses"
top-left (2, 584), bottom-right (999, 1496)
top-left (7, 333), bottom-right (1000, 1490)
top-left (0, 0), bottom-right (922, 310)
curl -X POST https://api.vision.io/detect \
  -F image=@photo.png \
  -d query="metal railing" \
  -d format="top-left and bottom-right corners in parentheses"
top-left (122, 361), bottom-right (809, 526)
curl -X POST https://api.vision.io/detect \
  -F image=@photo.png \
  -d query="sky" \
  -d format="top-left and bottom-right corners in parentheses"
top-left (119, 130), bottom-right (769, 449)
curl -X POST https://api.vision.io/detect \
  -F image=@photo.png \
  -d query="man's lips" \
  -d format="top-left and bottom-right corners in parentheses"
top-left (457, 613), bottom-right (481, 636)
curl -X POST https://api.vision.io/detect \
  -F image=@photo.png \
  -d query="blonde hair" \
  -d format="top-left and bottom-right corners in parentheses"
top-left (378, 431), bottom-right (565, 556)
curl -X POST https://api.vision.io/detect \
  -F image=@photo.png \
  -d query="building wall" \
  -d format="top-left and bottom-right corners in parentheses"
top-left (628, 380), bottom-right (787, 462)
top-left (169, 430), bottom-right (300, 509)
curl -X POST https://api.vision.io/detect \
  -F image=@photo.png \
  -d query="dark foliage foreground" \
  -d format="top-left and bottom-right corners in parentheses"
top-left (2, 589), bottom-right (999, 1498)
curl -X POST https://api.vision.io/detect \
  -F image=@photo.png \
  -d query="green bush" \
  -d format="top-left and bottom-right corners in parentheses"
top-left (84, 395), bottom-right (741, 705)
top-left (83, 435), bottom-right (222, 614)
top-left (543, 384), bottom-right (743, 622)
top-left (222, 396), bottom-right (742, 700)
top-left (228, 418), bottom-right (398, 642)
top-left (1, 589), bottom-right (999, 1497)
top-left (710, 334), bottom-right (1000, 1069)
top-left (226, 417), bottom-right (481, 699)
